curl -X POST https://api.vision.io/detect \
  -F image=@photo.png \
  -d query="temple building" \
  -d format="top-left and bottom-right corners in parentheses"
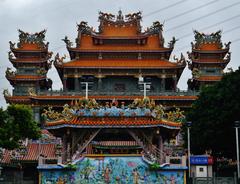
top-left (1, 11), bottom-right (231, 184)
top-left (187, 30), bottom-right (231, 90)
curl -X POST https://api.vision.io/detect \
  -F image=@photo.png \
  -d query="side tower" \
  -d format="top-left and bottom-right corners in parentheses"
top-left (5, 30), bottom-right (52, 120)
top-left (187, 30), bottom-right (231, 90)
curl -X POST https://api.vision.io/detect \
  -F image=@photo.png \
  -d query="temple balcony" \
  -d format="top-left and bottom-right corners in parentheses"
top-left (36, 89), bottom-right (199, 97)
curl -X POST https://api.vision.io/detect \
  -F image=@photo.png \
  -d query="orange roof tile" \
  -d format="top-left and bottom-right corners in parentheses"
top-left (59, 59), bottom-right (184, 69)
top-left (196, 76), bottom-right (222, 81)
top-left (100, 23), bottom-right (139, 36)
top-left (21, 143), bottom-right (56, 161)
top-left (198, 43), bottom-right (220, 50)
top-left (13, 43), bottom-right (46, 51)
top-left (7, 75), bottom-right (46, 81)
top-left (4, 96), bottom-right (31, 104)
top-left (92, 141), bottom-right (139, 147)
top-left (0, 143), bottom-right (56, 164)
top-left (10, 57), bottom-right (47, 63)
top-left (192, 58), bottom-right (227, 63)
top-left (77, 34), bottom-right (171, 50)
top-left (45, 117), bottom-right (182, 129)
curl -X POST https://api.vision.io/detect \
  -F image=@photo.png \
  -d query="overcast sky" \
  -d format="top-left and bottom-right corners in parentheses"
top-left (0, 0), bottom-right (239, 108)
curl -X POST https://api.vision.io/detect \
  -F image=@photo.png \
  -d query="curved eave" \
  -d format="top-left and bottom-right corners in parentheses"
top-left (192, 48), bottom-right (229, 54)
top-left (11, 48), bottom-right (48, 53)
top-left (54, 59), bottom-right (185, 70)
top-left (191, 59), bottom-right (229, 64)
top-left (194, 76), bottom-right (222, 82)
top-left (9, 57), bottom-right (48, 64)
top-left (91, 35), bottom-right (149, 40)
top-left (44, 118), bottom-right (181, 130)
top-left (6, 75), bottom-right (47, 82)
top-left (4, 96), bottom-right (31, 104)
top-left (191, 59), bottom-right (229, 69)
top-left (67, 48), bottom-right (173, 53)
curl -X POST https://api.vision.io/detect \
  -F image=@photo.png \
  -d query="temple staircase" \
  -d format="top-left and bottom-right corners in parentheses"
top-left (71, 129), bottom-right (101, 161)
top-left (127, 130), bottom-right (166, 165)
top-left (77, 129), bottom-right (101, 154)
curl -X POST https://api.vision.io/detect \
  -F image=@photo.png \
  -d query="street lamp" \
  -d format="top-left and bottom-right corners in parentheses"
top-left (81, 82), bottom-right (89, 99)
top-left (234, 120), bottom-right (240, 179)
top-left (186, 121), bottom-right (192, 178)
top-left (138, 76), bottom-right (151, 98)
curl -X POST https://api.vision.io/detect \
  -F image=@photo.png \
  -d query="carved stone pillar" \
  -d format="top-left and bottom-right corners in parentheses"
top-left (74, 69), bottom-right (80, 91)
top-left (161, 75), bottom-right (166, 92)
top-left (62, 133), bottom-right (67, 163)
top-left (158, 135), bottom-right (164, 163)
top-left (96, 74), bottom-right (105, 91)
top-left (63, 77), bottom-right (67, 92)
top-left (173, 75), bottom-right (177, 92)
top-left (74, 77), bottom-right (79, 91)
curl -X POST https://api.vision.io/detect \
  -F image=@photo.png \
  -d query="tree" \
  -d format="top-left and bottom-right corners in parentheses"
top-left (186, 67), bottom-right (240, 157)
top-left (0, 104), bottom-right (41, 149)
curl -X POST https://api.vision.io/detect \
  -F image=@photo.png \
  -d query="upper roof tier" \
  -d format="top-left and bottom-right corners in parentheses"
top-left (62, 11), bottom-right (177, 52)
top-left (10, 29), bottom-right (49, 52)
top-left (191, 30), bottom-right (231, 52)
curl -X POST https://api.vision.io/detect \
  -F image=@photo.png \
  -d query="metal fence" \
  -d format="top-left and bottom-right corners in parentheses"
top-left (192, 175), bottom-right (237, 184)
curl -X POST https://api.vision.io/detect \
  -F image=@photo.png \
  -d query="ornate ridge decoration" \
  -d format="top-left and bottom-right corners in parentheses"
top-left (168, 37), bottom-right (178, 48)
top-left (3, 89), bottom-right (10, 97)
top-left (192, 30), bottom-right (227, 49)
top-left (11, 29), bottom-right (49, 49)
top-left (53, 53), bottom-right (66, 67)
top-left (173, 53), bottom-right (186, 66)
top-left (62, 36), bottom-right (73, 48)
top-left (42, 97), bottom-right (185, 124)
top-left (8, 51), bottom-right (15, 60)
top-left (143, 21), bottom-right (164, 46)
top-left (5, 67), bottom-right (16, 77)
top-left (98, 10), bottom-right (142, 33)
top-left (28, 87), bottom-right (37, 96)
top-left (98, 10), bottom-right (142, 24)
top-left (192, 68), bottom-right (200, 79)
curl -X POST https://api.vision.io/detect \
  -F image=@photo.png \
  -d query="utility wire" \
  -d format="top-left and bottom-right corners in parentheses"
top-left (165, 0), bottom-right (219, 22)
top-left (175, 25), bottom-right (240, 52)
top-left (144, 0), bottom-right (188, 17)
top-left (178, 13), bottom-right (240, 40)
top-left (166, 1), bottom-right (240, 32)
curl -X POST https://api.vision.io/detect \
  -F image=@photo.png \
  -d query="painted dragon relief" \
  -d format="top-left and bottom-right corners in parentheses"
top-left (42, 98), bottom-right (185, 124)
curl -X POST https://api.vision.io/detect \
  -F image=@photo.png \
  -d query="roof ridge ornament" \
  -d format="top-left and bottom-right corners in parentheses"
top-left (193, 30), bottom-right (223, 48)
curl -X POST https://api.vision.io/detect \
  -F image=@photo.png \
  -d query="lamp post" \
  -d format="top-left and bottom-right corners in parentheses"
top-left (187, 121), bottom-right (192, 178)
top-left (234, 120), bottom-right (240, 179)
top-left (138, 76), bottom-right (151, 98)
top-left (81, 82), bottom-right (89, 99)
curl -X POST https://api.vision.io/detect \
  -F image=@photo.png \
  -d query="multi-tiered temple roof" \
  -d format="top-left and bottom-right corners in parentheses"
top-left (187, 30), bottom-right (231, 90)
top-left (5, 11), bottom-right (197, 110)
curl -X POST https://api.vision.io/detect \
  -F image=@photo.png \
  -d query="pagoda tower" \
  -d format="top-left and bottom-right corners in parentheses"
top-left (187, 30), bottom-right (231, 90)
top-left (5, 29), bottom-right (52, 120)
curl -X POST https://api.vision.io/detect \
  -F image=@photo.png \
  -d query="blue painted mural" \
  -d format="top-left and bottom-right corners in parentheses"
top-left (40, 156), bottom-right (185, 184)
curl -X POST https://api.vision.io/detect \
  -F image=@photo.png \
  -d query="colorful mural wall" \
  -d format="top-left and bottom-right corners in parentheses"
top-left (40, 156), bottom-right (185, 184)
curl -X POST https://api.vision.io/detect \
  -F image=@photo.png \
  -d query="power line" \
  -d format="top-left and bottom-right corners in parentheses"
top-left (166, 1), bottom-right (240, 32)
top-left (175, 25), bottom-right (240, 52)
top-left (143, 0), bottom-right (188, 17)
top-left (178, 13), bottom-right (240, 40)
top-left (165, 0), bottom-right (219, 22)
